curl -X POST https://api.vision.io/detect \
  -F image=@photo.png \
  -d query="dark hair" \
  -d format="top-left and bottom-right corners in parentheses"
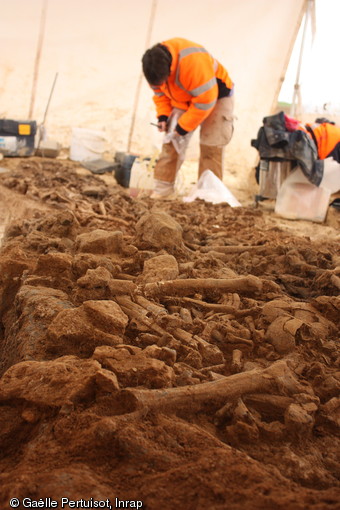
top-left (142, 43), bottom-right (172, 85)
top-left (315, 117), bottom-right (335, 125)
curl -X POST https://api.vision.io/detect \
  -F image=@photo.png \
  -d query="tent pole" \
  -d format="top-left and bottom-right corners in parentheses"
top-left (126, 0), bottom-right (158, 154)
top-left (290, 0), bottom-right (313, 118)
top-left (28, 0), bottom-right (48, 120)
top-left (37, 72), bottom-right (59, 149)
top-left (271, 0), bottom-right (306, 114)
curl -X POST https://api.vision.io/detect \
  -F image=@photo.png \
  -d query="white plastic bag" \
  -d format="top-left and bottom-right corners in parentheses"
top-left (275, 166), bottom-right (331, 222)
top-left (320, 157), bottom-right (340, 193)
top-left (183, 169), bottom-right (241, 207)
top-left (163, 110), bottom-right (192, 157)
top-left (163, 132), bottom-right (190, 155)
top-left (70, 127), bottom-right (107, 161)
top-left (129, 157), bottom-right (154, 196)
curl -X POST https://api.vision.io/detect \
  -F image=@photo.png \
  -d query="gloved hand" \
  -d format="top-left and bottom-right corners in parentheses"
top-left (157, 121), bottom-right (167, 132)
top-left (157, 115), bottom-right (169, 132)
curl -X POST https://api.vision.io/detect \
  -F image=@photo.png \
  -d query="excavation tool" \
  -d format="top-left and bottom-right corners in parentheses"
top-left (35, 72), bottom-right (61, 157)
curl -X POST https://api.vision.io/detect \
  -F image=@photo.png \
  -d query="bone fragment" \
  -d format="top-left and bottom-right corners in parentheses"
top-left (231, 349), bottom-right (243, 373)
top-left (98, 201), bottom-right (107, 216)
top-left (119, 360), bottom-right (308, 412)
top-left (115, 297), bottom-right (199, 355)
top-left (134, 295), bottom-right (167, 316)
top-left (201, 245), bottom-right (267, 254)
top-left (179, 307), bottom-right (192, 323)
top-left (244, 394), bottom-right (295, 415)
top-left (108, 280), bottom-right (137, 295)
top-left (116, 273), bottom-right (136, 281)
top-left (211, 329), bottom-right (254, 349)
top-left (164, 297), bottom-right (260, 316)
top-left (115, 296), bottom-right (173, 339)
top-left (330, 274), bottom-right (340, 290)
top-left (200, 363), bottom-right (225, 374)
top-left (143, 276), bottom-right (263, 298)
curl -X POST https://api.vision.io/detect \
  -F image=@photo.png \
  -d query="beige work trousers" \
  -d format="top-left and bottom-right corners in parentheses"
top-left (154, 95), bottom-right (234, 186)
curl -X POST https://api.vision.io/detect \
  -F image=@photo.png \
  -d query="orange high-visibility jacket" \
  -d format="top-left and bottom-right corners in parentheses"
top-left (151, 38), bottom-right (233, 134)
top-left (306, 122), bottom-right (340, 160)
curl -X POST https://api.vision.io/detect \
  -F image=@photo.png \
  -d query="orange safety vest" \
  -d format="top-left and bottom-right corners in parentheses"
top-left (306, 122), bottom-right (340, 159)
top-left (151, 37), bottom-right (233, 134)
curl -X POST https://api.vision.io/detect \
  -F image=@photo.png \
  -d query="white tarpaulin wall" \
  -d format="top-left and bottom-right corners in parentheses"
top-left (0, 0), bottom-right (306, 182)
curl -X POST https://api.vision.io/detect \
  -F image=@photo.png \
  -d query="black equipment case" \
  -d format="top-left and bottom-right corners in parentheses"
top-left (0, 119), bottom-right (37, 156)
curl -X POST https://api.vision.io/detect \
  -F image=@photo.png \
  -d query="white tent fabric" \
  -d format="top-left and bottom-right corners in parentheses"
top-left (0, 0), bottom-right (306, 182)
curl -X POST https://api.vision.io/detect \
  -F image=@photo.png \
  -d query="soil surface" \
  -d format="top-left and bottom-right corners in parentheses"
top-left (0, 157), bottom-right (339, 510)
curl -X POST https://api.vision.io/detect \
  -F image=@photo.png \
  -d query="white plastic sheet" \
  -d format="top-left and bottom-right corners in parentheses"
top-left (183, 169), bottom-right (242, 207)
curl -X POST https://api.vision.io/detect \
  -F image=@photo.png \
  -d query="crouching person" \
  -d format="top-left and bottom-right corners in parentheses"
top-left (142, 37), bottom-right (235, 199)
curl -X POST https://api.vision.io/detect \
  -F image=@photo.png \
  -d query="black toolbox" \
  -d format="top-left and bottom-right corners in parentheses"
top-left (0, 119), bottom-right (37, 156)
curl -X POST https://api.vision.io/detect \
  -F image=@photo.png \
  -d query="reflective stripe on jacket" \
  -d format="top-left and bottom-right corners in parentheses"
top-left (151, 37), bottom-right (233, 134)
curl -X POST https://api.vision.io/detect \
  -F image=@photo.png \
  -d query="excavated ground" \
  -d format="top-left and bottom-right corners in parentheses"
top-left (0, 157), bottom-right (339, 510)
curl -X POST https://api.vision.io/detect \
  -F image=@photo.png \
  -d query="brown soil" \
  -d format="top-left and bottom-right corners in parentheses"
top-left (0, 157), bottom-right (339, 510)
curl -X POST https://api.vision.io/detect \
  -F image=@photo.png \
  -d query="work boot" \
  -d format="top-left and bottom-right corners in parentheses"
top-left (150, 190), bottom-right (178, 200)
top-left (198, 144), bottom-right (224, 180)
top-left (150, 179), bottom-right (177, 200)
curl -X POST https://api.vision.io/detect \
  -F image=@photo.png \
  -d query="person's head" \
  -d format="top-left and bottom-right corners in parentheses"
top-left (314, 117), bottom-right (335, 125)
top-left (142, 43), bottom-right (172, 86)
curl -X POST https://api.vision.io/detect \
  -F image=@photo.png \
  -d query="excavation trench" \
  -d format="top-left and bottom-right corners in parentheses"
top-left (0, 157), bottom-right (339, 509)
